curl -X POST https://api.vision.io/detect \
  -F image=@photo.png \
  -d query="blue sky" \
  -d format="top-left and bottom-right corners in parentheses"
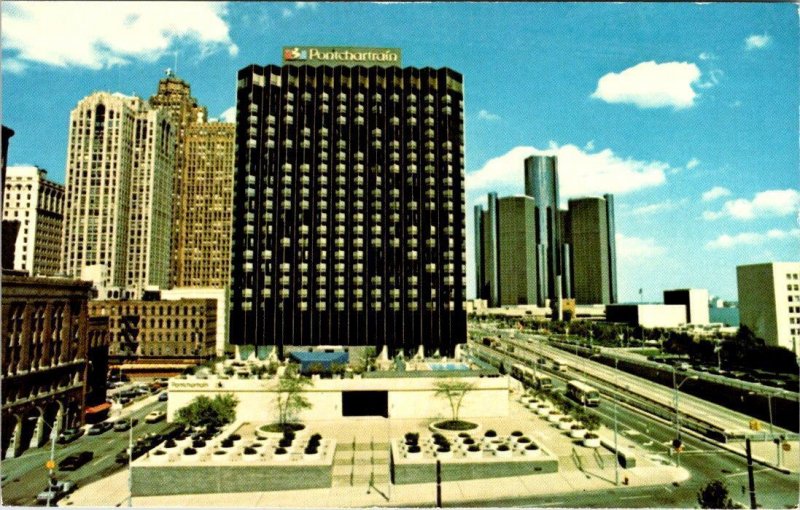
top-left (3, 2), bottom-right (798, 302)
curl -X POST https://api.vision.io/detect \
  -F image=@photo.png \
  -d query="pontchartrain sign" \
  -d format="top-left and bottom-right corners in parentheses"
top-left (283, 46), bottom-right (402, 67)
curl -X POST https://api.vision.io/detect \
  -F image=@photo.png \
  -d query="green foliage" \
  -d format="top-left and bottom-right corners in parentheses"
top-left (176, 393), bottom-right (238, 428)
top-left (578, 411), bottom-right (601, 431)
top-left (250, 364), bottom-right (269, 378)
top-left (434, 380), bottom-right (476, 423)
top-left (697, 480), bottom-right (735, 509)
top-left (306, 362), bottom-right (326, 375)
top-left (275, 364), bottom-right (312, 427)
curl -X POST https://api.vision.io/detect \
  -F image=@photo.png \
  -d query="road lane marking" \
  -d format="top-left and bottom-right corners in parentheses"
top-left (621, 496), bottom-right (649, 500)
top-left (92, 454), bottom-right (110, 466)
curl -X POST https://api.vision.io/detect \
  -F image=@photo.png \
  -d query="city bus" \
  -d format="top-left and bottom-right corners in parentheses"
top-left (511, 363), bottom-right (536, 387)
top-left (566, 380), bottom-right (601, 406)
top-left (534, 374), bottom-right (553, 391)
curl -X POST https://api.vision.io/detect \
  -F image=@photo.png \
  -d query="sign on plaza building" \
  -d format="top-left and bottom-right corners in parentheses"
top-left (283, 46), bottom-right (402, 67)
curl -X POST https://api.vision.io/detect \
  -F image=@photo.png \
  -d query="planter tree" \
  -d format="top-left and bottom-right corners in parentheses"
top-left (176, 393), bottom-right (239, 429)
top-left (274, 364), bottom-right (312, 431)
top-left (434, 380), bottom-right (476, 426)
top-left (697, 480), bottom-right (735, 509)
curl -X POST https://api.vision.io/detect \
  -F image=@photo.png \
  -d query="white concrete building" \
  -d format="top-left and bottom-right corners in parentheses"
top-left (167, 373), bottom-right (509, 423)
top-left (61, 92), bottom-right (175, 296)
top-left (2, 166), bottom-right (64, 275)
top-left (663, 288), bottom-right (710, 325)
top-left (605, 303), bottom-right (687, 328)
top-left (737, 262), bottom-right (800, 354)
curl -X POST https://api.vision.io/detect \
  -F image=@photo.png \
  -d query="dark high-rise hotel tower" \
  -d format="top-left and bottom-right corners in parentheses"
top-left (229, 48), bottom-right (466, 357)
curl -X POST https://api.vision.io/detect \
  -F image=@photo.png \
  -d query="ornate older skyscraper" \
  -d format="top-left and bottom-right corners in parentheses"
top-left (60, 92), bottom-right (175, 294)
top-left (230, 49), bottom-right (467, 357)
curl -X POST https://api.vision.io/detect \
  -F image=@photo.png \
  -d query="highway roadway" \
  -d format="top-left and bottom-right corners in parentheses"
top-left (466, 325), bottom-right (799, 508)
top-left (1, 398), bottom-right (169, 506)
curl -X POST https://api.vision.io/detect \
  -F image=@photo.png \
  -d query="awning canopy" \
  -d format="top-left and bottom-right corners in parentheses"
top-left (85, 401), bottom-right (112, 414)
top-left (290, 351), bottom-right (349, 373)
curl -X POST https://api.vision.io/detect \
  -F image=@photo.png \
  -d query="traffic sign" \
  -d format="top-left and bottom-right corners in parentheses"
top-left (45, 459), bottom-right (55, 470)
top-left (783, 442), bottom-right (791, 452)
top-left (749, 419), bottom-right (761, 431)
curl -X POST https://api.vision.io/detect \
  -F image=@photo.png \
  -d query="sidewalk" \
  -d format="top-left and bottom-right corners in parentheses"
top-left (61, 393), bottom-right (688, 507)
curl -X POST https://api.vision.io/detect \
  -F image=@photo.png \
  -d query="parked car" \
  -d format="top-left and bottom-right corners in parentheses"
top-left (115, 445), bottom-right (147, 464)
top-left (158, 392), bottom-right (168, 402)
top-left (36, 480), bottom-right (77, 504)
top-left (87, 422), bottom-right (113, 435)
top-left (113, 418), bottom-right (138, 432)
top-left (58, 451), bottom-right (94, 471)
top-left (145, 411), bottom-right (165, 424)
top-left (57, 428), bottom-right (83, 444)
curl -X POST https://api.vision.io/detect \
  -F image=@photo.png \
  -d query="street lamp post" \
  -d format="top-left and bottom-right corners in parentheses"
top-left (45, 418), bottom-right (60, 507)
top-left (613, 358), bottom-right (619, 486)
top-left (127, 415), bottom-right (134, 507)
top-left (671, 367), bottom-right (698, 468)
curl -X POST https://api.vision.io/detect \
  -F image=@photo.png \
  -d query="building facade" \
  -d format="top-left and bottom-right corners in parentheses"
top-left (664, 288), bottom-right (710, 325)
top-left (61, 92), bottom-right (175, 296)
top-left (89, 298), bottom-right (217, 361)
top-left (566, 195), bottom-right (617, 305)
top-left (172, 122), bottom-right (235, 288)
top-left (1, 273), bottom-right (93, 459)
top-left (605, 303), bottom-right (687, 328)
top-left (475, 193), bottom-right (500, 307)
top-left (737, 262), bottom-right (800, 354)
top-left (230, 57), bottom-right (467, 357)
top-left (3, 166), bottom-right (64, 276)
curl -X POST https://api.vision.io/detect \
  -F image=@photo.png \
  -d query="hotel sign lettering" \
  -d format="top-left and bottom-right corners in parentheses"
top-left (283, 46), bottom-right (401, 67)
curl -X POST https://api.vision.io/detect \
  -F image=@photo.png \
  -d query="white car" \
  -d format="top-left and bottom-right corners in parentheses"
top-left (36, 480), bottom-right (77, 504)
top-left (145, 411), bottom-right (166, 423)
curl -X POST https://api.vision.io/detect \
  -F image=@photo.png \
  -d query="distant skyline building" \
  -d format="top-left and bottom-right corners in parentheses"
top-left (566, 194), bottom-right (617, 305)
top-left (2, 166), bottom-right (64, 276)
top-left (524, 155), bottom-right (568, 307)
top-left (664, 288), bottom-right (709, 325)
top-left (60, 92), bottom-right (175, 295)
top-left (737, 262), bottom-right (800, 354)
top-left (229, 55), bottom-right (467, 357)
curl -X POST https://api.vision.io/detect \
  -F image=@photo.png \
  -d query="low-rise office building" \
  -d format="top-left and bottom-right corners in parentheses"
top-left (605, 303), bottom-right (687, 329)
top-left (664, 288), bottom-right (709, 325)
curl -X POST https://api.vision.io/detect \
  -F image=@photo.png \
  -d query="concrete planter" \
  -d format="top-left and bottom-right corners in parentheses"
top-left (405, 450), bottom-right (422, 460)
top-left (558, 419), bottom-right (574, 430)
top-left (547, 413), bottom-right (562, 423)
top-left (211, 450), bottom-right (229, 462)
top-left (464, 449), bottom-right (483, 460)
top-left (569, 428), bottom-right (587, 439)
top-left (536, 407), bottom-right (551, 416)
top-left (303, 451), bottom-right (321, 461)
top-left (435, 449), bottom-right (453, 460)
top-left (521, 445), bottom-right (541, 457)
top-left (494, 447), bottom-right (512, 458)
top-left (150, 450), bottom-right (169, 464)
top-left (583, 435), bottom-right (601, 448)
top-left (527, 402), bottom-right (541, 410)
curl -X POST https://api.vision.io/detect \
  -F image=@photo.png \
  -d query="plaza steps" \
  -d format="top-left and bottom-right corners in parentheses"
top-left (332, 439), bottom-right (390, 487)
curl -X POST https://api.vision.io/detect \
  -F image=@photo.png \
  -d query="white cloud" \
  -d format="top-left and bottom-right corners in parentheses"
top-left (703, 189), bottom-right (800, 220)
top-left (630, 199), bottom-right (680, 217)
top-left (697, 69), bottom-right (723, 89)
top-left (705, 228), bottom-right (800, 249)
top-left (466, 143), bottom-right (671, 203)
top-left (2, 2), bottom-right (237, 70)
top-left (686, 158), bottom-right (700, 170)
top-left (615, 233), bottom-right (666, 260)
top-left (283, 2), bottom-right (318, 17)
top-left (282, 8), bottom-right (294, 17)
top-left (698, 52), bottom-right (716, 61)
top-left (745, 33), bottom-right (771, 50)
top-left (701, 186), bottom-right (732, 202)
top-left (477, 109), bottom-right (501, 122)
top-left (3, 58), bottom-right (27, 74)
top-left (219, 106), bottom-right (236, 123)
top-left (591, 61), bottom-right (703, 110)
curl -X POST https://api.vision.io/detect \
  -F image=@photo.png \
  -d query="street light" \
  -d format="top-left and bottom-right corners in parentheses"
top-left (613, 358), bottom-right (620, 486)
top-left (44, 418), bottom-right (60, 507)
top-left (671, 367), bottom-right (698, 468)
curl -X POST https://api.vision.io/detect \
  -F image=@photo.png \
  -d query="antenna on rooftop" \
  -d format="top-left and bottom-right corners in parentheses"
top-left (174, 51), bottom-right (178, 77)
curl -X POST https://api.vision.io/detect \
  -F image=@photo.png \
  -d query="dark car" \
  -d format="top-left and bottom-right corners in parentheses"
top-left (87, 422), bottom-right (113, 435)
top-left (58, 451), bottom-right (94, 471)
top-left (161, 423), bottom-right (185, 441)
top-left (158, 391), bottom-right (168, 402)
top-left (115, 445), bottom-right (147, 464)
top-left (57, 428), bottom-right (83, 444)
top-left (113, 418), bottom-right (138, 431)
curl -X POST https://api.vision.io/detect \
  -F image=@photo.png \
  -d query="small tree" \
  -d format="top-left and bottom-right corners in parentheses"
top-left (176, 393), bottom-right (238, 429)
top-left (697, 480), bottom-right (735, 509)
top-left (434, 380), bottom-right (476, 424)
top-left (275, 364), bottom-right (312, 430)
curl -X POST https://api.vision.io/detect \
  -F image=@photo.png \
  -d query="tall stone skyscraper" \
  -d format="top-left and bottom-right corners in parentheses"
top-left (61, 92), bottom-right (175, 293)
top-left (149, 74), bottom-right (235, 289)
top-left (229, 49), bottom-right (467, 357)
